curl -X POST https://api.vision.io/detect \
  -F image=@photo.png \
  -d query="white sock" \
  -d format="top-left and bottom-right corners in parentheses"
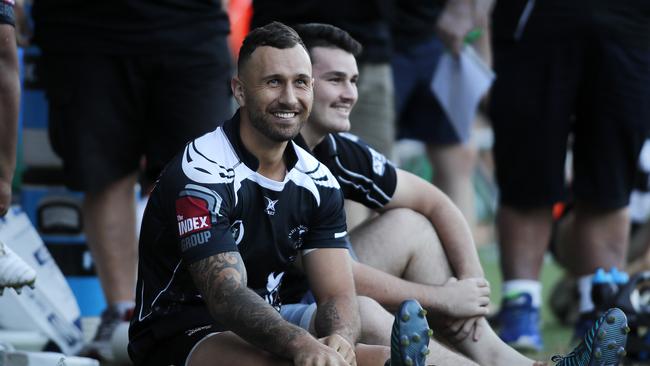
top-left (502, 279), bottom-right (542, 308)
top-left (578, 274), bottom-right (595, 313)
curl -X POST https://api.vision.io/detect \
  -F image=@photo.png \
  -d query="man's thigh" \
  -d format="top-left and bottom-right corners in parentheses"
top-left (187, 332), bottom-right (290, 366)
top-left (349, 208), bottom-right (450, 280)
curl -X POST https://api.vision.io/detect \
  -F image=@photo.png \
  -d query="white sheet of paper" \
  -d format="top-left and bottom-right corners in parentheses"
top-left (431, 46), bottom-right (495, 142)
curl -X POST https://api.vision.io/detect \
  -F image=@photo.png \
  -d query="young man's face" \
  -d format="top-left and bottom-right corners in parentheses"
top-left (236, 45), bottom-right (313, 142)
top-left (309, 46), bottom-right (359, 134)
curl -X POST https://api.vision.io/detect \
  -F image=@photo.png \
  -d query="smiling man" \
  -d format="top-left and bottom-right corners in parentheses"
top-left (127, 22), bottom-right (430, 366)
top-left (283, 22), bottom-right (630, 366)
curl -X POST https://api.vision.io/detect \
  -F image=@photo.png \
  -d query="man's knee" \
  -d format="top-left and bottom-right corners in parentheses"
top-left (357, 296), bottom-right (393, 346)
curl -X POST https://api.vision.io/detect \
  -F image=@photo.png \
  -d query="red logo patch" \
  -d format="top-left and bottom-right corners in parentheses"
top-left (175, 196), bottom-right (212, 237)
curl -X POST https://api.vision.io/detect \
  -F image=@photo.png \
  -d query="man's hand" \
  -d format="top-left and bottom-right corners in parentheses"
top-left (440, 315), bottom-right (484, 343)
top-left (0, 178), bottom-right (11, 217)
top-left (320, 334), bottom-right (356, 366)
top-left (293, 336), bottom-right (352, 366)
top-left (439, 277), bottom-right (490, 318)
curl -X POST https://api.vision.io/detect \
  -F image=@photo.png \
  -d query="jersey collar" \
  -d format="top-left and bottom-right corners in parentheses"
top-left (223, 109), bottom-right (299, 171)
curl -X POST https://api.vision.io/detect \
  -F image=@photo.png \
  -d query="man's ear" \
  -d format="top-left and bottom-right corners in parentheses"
top-left (231, 76), bottom-right (246, 107)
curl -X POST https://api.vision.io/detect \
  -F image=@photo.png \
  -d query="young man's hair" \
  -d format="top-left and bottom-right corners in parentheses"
top-left (293, 23), bottom-right (362, 58)
top-left (238, 21), bottom-right (307, 73)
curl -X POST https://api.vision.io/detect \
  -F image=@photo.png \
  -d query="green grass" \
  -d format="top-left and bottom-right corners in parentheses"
top-left (478, 245), bottom-right (574, 361)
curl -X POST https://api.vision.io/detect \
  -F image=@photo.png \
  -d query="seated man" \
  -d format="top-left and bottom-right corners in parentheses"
top-left (127, 21), bottom-right (430, 366)
top-left (283, 22), bottom-right (630, 366)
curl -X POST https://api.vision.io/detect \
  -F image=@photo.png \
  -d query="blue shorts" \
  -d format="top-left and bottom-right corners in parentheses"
top-left (393, 35), bottom-right (460, 145)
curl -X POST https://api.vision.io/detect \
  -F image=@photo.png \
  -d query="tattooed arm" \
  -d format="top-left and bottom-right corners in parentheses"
top-left (303, 248), bottom-right (361, 345)
top-left (188, 251), bottom-right (349, 364)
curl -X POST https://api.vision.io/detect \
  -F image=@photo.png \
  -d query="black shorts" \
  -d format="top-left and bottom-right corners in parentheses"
top-left (40, 42), bottom-right (233, 193)
top-left (489, 12), bottom-right (650, 209)
top-left (130, 324), bottom-right (222, 366)
top-left (393, 35), bottom-right (460, 145)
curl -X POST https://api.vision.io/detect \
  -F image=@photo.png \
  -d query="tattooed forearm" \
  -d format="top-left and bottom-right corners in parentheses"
top-left (189, 252), bottom-right (310, 357)
top-left (314, 297), bottom-right (361, 344)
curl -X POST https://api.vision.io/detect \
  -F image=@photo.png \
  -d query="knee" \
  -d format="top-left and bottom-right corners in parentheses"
top-left (357, 296), bottom-right (392, 346)
top-left (383, 208), bottom-right (440, 247)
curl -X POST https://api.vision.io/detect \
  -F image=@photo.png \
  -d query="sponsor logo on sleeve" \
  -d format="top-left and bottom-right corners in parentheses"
top-left (176, 196), bottom-right (212, 237)
top-left (368, 147), bottom-right (387, 176)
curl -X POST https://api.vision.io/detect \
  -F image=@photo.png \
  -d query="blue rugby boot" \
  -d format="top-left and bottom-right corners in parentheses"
top-left (389, 299), bottom-right (432, 366)
top-left (498, 292), bottom-right (544, 352)
top-left (551, 307), bottom-right (629, 366)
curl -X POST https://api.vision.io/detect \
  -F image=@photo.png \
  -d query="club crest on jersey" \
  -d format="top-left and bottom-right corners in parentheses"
top-left (176, 196), bottom-right (212, 237)
top-left (264, 197), bottom-right (278, 216)
top-left (288, 225), bottom-right (309, 250)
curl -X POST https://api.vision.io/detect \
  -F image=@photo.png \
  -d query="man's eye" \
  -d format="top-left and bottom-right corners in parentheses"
top-left (329, 78), bottom-right (342, 84)
top-left (268, 79), bottom-right (280, 86)
top-left (296, 79), bottom-right (308, 86)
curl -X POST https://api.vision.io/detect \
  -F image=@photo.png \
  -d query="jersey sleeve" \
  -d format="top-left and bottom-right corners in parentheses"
top-left (328, 133), bottom-right (398, 209)
top-left (0, 0), bottom-right (15, 26)
top-left (303, 186), bottom-right (349, 251)
top-left (162, 164), bottom-right (238, 265)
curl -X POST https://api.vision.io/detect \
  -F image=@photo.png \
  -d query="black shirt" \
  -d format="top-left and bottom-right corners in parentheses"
top-left (391, 0), bottom-right (445, 51)
top-left (251, 0), bottom-right (393, 63)
top-left (32, 0), bottom-right (230, 54)
top-left (128, 112), bottom-right (349, 362)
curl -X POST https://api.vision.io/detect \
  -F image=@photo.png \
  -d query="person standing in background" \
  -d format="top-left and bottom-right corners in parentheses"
top-left (490, 0), bottom-right (650, 351)
top-left (30, 0), bottom-right (234, 359)
top-left (391, 0), bottom-right (494, 233)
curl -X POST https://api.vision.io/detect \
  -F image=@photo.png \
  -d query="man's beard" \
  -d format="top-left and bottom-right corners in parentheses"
top-left (247, 104), bottom-right (307, 142)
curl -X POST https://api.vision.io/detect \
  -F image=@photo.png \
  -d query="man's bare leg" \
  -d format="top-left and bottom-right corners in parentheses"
top-left (83, 172), bottom-right (138, 304)
top-left (564, 204), bottom-right (629, 276)
top-left (350, 209), bottom-right (536, 366)
top-left (187, 331), bottom-right (392, 366)
top-left (427, 144), bottom-right (478, 233)
top-left (497, 206), bottom-right (553, 281)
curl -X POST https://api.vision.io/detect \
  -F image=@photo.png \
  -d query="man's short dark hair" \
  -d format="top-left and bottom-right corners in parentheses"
top-left (238, 21), bottom-right (307, 73)
top-left (293, 23), bottom-right (362, 58)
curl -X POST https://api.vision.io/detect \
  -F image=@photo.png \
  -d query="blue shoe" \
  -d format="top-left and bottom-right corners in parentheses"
top-left (498, 292), bottom-right (544, 351)
top-left (573, 312), bottom-right (597, 343)
top-left (552, 307), bottom-right (629, 365)
top-left (390, 300), bottom-right (432, 366)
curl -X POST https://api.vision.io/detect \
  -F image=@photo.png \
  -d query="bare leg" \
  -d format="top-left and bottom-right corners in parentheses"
top-left (351, 209), bottom-right (536, 366)
top-left (427, 144), bottom-right (478, 233)
top-left (564, 203), bottom-right (629, 276)
top-left (187, 331), bottom-right (391, 366)
top-left (350, 208), bottom-right (451, 284)
top-left (497, 205), bottom-right (553, 280)
top-left (83, 172), bottom-right (138, 304)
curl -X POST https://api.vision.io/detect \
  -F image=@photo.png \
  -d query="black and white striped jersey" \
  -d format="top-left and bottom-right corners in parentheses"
top-left (311, 132), bottom-right (398, 209)
top-left (129, 112), bottom-right (348, 358)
